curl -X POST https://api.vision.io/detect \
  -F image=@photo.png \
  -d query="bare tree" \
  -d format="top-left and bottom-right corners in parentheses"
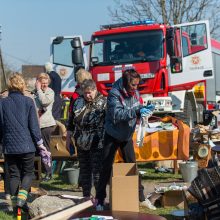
top-left (108, 0), bottom-right (220, 39)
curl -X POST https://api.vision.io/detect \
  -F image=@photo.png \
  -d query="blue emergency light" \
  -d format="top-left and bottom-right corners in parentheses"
top-left (100, 19), bottom-right (155, 30)
top-left (131, 19), bottom-right (154, 25)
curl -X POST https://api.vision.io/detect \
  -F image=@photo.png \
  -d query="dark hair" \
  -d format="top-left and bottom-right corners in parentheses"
top-left (122, 69), bottom-right (141, 89)
top-left (81, 79), bottom-right (97, 91)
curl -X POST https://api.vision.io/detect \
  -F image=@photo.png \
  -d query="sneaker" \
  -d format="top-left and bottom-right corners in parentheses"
top-left (155, 166), bottom-right (167, 173)
top-left (17, 198), bottom-right (26, 208)
top-left (5, 194), bottom-right (11, 200)
top-left (140, 198), bottom-right (157, 210)
top-left (42, 174), bottom-right (52, 182)
top-left (90, 197), bottom-right (98, 206)
top-left (96, 204), bottom-right (104, 211)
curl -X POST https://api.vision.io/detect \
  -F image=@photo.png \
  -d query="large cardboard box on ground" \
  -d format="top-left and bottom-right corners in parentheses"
top-left (110, 163), bottom-right (139, 212)
top-left (162, 190), bottom-right (184, 208)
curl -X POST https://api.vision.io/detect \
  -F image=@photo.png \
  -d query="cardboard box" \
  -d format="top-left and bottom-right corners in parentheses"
top-left (162, 190), bottom-right (184, 208)
top-left (110, 163), bottom-right (139, 212)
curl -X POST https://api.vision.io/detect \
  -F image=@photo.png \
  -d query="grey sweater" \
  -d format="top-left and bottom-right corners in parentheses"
top-left (35, 87), bottom-right (56, 128)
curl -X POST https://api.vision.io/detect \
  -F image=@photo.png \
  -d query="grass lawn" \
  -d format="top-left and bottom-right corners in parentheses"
top-left (138, 162), bottom-right (182, 181)
top-left (0, 212), bottom-right (15, 220)
top-left (139, 163), bottom-right (183, 220)
top-left (0, 163), bottom-right (184, 219)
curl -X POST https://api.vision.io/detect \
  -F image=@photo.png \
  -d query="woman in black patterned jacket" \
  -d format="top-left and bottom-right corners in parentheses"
top-left (71, 79), bottom-right (106, 199)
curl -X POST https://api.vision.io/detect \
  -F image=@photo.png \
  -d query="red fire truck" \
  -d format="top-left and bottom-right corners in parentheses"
top-left (51, 20), bottom-right (214, 126)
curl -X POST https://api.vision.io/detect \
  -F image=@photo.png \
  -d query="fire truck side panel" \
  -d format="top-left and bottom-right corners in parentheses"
top-left (50, 35), bottom-right (87, 96)
top-left (168, 21), bottom-right (213, 88)
top-left (206, 40), bottom-right (220, 106)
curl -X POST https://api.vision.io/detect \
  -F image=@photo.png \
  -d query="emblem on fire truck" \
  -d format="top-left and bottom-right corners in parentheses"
top-left (191, 56), bottom-right (201, 65)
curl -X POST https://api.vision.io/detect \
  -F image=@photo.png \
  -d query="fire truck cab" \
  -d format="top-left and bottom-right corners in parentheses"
top-left (51, 20), bottom-right (213, 127)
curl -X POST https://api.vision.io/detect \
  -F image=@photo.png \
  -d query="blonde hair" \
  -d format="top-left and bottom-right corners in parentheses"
top-left (76, 69), bottom-right (92, 84)
top-left (37, 72), bottom-right (51, 84)
top-left (7, 72), bottom-right (26, 93)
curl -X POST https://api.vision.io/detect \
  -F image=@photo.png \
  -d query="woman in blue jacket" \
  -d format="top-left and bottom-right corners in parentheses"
top-left (96, 69), bottom-right (156, 210)
top-left (0, 73), bottom-right (44, 211)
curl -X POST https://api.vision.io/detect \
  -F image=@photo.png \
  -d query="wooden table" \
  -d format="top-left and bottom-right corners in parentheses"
top-left (69, 210), bottom-right (166, 220)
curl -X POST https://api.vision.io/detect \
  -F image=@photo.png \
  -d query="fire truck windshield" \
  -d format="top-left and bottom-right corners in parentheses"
top-left (91, 30), bottom-right (163, 66)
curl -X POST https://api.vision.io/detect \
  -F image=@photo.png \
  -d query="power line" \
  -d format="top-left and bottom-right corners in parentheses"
top-left (2, 51), bottom-right (34, 65)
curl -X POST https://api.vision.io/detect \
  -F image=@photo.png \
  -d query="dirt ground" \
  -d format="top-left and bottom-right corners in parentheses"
top-left (0, 179), bottom-right (159, 211)
top-left (0, 159), bottom-right (183, 212)
top-left (0, 161), bottom-right (184, 214)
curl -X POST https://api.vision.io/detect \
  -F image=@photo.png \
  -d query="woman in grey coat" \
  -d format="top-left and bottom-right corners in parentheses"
top-left (35, 73), bottom-right (56, 181)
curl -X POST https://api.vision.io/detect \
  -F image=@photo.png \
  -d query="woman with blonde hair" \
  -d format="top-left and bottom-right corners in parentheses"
top-left (35, 73), bottom-right (56, 181)
top-left (0, 73), bottom-right (44, 211)
top-left (75, 68), bottom-right (92, 84)
top-left (67, 68), bottom-right (92, 152)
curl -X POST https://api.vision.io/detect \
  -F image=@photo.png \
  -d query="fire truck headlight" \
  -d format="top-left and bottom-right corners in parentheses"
top-left (165, 100), bottom-right (172, 106)
top-left (154, 101), bottom-right (159, 106)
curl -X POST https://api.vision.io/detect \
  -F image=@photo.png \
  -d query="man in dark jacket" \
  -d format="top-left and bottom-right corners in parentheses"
top-left (96, 69), bottom-right (156, 210)
top-left (45, 62), bottom-right (62, 120)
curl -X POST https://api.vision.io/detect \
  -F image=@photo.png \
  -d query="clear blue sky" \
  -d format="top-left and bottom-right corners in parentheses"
top-left (0, 0), bottom-right (114, 71)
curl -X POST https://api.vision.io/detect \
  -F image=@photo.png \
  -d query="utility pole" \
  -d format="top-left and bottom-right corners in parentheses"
top-left (0, 25), bottom-right (7, 92)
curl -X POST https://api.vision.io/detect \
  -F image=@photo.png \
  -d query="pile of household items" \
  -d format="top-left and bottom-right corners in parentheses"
top-left (184, 123), bottom-right (220, 219)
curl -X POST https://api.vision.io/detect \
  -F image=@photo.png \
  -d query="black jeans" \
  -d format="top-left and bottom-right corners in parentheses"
top-left (78, 147), bottom-right (103, 197)
top-left (5, 152), bottom-right (35, 196)
top-left (96, 132), bottom-right (145, 204)
top-left (3, 158), bottom-right (10, 195)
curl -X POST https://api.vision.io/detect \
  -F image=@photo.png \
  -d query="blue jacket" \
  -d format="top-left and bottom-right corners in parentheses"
top-left (0, 91), bottom-right (43, 154)
top-left (48, 71), bottom-right (61, 96)
top-left (105, 78), bottom-right (142, 141)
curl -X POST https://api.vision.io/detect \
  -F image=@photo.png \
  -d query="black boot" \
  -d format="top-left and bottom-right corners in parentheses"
top-left (19, 203), bottom-right (29, 213)
top-left (17, 189), bottom-right (28, 208)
